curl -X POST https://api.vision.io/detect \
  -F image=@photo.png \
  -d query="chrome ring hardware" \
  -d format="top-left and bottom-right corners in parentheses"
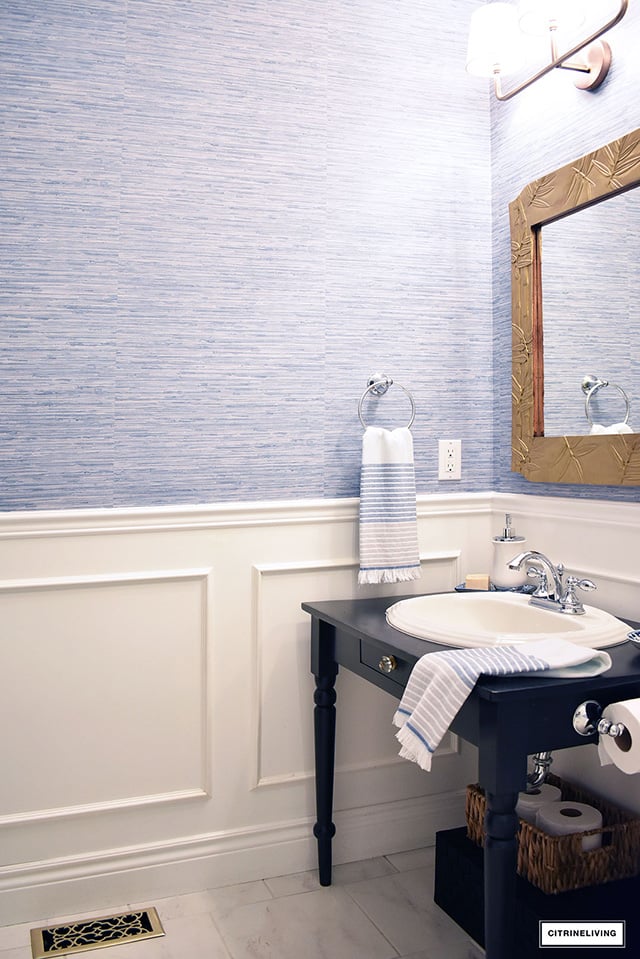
top-left (573, 700), bottom-right (626, 739)
top-left (366, 372), bottom-right (392, 397)
top-left (358, 372), bottom-right (416, 430)
top-left (581, 373), bottom-right (631, 427)
top-left (378, 654), bottom-right (397, 674)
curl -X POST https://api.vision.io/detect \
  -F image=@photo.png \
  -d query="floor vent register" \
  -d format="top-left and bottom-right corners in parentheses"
top-left (30, 908), bottom-right (165, 957)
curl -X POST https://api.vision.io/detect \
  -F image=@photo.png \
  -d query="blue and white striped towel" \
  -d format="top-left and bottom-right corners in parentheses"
top-left (358, 427), bottom-right (421, 585)
top-left (393, 639), bottom-right (612, 771)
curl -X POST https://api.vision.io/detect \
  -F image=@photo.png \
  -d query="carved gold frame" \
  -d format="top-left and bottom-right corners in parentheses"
top-left (510, 128), bottom-right (640, 485)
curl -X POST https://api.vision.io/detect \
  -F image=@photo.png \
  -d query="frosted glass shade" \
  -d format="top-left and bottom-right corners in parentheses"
top-left (518, 0), bottom-right (586, 36)
top-left (466, 3), bottom-right (523, 77)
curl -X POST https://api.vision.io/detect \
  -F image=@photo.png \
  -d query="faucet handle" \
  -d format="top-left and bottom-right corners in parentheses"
top-left (567, 575), bottom-right (596, 592)
top-left (560, 575), bottom-right (597, 614)
top-left (526, 564), bottom-right (552, 598)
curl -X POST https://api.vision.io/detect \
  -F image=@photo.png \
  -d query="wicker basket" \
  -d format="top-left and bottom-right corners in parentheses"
top-left (465, 773), bottom-right (640, 895)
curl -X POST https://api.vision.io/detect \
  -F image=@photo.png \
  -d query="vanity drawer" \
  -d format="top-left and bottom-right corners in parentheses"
top-left (360, 641), bottom-right (413, 687)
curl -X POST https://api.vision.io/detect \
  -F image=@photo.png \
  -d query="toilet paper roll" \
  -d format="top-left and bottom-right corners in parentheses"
top-left (515, 784), bottom-right (562, 824)
top-left (535, 802), bottom-right (603, 851)
top-left (598, 698), bottom-right (640, 774)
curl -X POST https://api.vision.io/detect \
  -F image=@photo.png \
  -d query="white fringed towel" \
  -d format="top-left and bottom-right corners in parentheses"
top-left (393, 639), bottom-right (612, 771)
top-left (590, 422), bottom-right (633, 434)
top-left (358, 426), bottom-right (421, 585)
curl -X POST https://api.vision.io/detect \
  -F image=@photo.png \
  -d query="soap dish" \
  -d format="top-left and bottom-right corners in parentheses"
top-left (454, 583), bottom-right (535, 593)
top-left (455, 583), bottom-right (498, 592)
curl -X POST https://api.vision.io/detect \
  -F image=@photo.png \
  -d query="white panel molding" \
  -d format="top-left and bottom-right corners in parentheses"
top-left (251, 551), bottom-right (462, 790)
top-left (0, 790), bottom-right (208, 828)
top-left (252, 550), bottom-right (462, 578)
top-left (0, 567), bottom-right (212, 594)
top-left (255, 739), bottom-right (461, 790)
top-left (0, 567), bottom-right (213, 825)
top-left (0, 789), bottom-right (467, 926)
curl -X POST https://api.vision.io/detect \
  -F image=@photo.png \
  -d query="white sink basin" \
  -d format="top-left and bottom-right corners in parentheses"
top-left (386, 591), bottom-right (630, 649)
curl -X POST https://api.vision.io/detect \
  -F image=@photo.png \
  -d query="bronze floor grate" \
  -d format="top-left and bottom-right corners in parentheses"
top-left (30, 907), bottom-right (164, 958)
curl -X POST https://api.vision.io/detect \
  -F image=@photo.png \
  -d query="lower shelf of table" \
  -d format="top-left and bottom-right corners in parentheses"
top-left (434, 827), bottom-right (640, 959)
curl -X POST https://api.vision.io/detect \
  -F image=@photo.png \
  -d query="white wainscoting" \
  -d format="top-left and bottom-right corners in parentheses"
top-left (0, 490), bottom-right (638, 925)
top-left (0, 494), bottom-right (487, 925)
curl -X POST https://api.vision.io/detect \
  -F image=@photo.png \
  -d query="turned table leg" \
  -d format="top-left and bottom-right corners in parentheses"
top-left (484, 790), bottom-right (520, 959)
top-left (313, 670), bottom-right (337, 885)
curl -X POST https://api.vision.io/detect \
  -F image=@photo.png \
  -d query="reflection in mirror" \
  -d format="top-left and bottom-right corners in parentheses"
top-left (510, 128), bottom-right (640, 485)
top-left (542, 189), bottom-right (639, 436)
top-left (581, 375), bottom-right (632, 434)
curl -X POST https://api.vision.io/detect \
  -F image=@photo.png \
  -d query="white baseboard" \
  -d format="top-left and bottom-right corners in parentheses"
top-left (0, 790), bottom-right (466, 926)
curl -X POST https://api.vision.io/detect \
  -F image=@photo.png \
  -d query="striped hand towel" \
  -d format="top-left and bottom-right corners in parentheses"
top-left (393, 639), bottom-right (612, 771)
top-left (358, 427), bottom-right (421, 585)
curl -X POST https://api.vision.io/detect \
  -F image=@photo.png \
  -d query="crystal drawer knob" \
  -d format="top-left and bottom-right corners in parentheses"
top-left (378, 654), bottom-right (397, 674)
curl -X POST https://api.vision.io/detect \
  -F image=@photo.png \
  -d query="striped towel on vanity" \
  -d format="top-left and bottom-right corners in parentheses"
top-left (393, 639), bottom-right (612, 771)
top-left (358, 426), bottom-right (421, 585)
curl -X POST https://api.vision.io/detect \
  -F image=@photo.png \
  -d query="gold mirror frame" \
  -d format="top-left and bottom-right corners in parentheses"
top-left (510, 128), bottom-right (640, 485)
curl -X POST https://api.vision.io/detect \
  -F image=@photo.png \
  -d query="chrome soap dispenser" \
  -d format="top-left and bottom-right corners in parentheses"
top-left (491, 514), bottom-right (527, 589)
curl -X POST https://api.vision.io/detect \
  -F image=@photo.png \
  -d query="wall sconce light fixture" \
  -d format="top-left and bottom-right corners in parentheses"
top-left (466, 0), bottom-right (629, 101)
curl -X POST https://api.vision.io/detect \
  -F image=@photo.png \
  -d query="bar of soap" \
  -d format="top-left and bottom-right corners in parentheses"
top-left (465, 573), bottom-right (490, 590)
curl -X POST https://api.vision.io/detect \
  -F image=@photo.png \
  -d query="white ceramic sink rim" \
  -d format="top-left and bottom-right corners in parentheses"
top-left (386, 591), bottom-right (630, 649)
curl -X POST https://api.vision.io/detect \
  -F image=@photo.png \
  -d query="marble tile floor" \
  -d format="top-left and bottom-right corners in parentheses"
top-left (0, 847), bottom-right (484, 959)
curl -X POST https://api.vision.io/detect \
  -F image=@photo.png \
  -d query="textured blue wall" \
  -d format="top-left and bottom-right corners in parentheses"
top-left (491, 0), bottom-right (640, 502)
top-left (0, 0), bottom-right (491, 509)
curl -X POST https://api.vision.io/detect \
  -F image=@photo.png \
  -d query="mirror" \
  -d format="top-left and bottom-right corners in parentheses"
top-left (542, 190), bottom-right (639, 437)
top-left (510, 128), bottom-right (640, 485)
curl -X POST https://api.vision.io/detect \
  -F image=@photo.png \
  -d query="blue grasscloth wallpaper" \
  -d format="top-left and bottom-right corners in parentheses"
top-left (0, 0), bottom-right (492, 509)
top-left (2, 1), bottom-right (639, 511)
top-left (491, 0), bottom-right (640, 503)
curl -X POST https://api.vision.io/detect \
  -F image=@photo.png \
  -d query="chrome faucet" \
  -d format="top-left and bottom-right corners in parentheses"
top-left (508, 550), bottom-right (564, 600)
top-left (507, 550), bottom-right (596, 615)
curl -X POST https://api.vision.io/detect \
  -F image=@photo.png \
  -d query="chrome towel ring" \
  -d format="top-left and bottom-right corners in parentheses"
top-left (358, 372), bottom-right (416, 429)
top-left (581, 374), bottom-right (630, 427)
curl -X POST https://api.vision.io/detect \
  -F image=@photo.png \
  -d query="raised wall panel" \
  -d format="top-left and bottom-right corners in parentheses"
top-left (252, 552), bottom-right (461, 788)
top-left (0, 569), bottom-right (210, 823)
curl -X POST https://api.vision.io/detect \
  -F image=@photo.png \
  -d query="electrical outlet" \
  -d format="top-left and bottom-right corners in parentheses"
top-left (438, 439), bottom-right (462, 480)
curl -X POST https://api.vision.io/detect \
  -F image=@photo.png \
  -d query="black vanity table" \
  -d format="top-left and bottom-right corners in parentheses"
top-left (303, 594), bottom-right (640, 959)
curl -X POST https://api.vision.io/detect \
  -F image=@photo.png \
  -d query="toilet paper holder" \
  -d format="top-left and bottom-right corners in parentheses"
top-left (573, 700), bottom-right (627, 738)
